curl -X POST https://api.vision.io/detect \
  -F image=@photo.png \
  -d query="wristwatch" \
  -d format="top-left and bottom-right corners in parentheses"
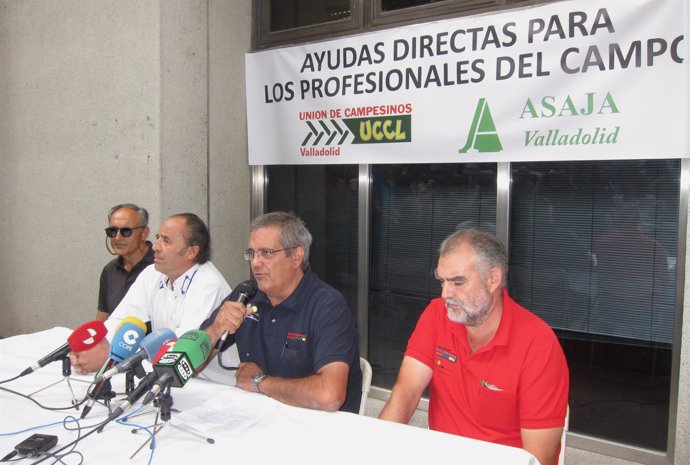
top-left (251, 371), bottom-right (267, 393)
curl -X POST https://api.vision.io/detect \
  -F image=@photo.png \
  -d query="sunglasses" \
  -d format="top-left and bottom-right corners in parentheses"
top-left (105, 226), bottom-right (145, 238)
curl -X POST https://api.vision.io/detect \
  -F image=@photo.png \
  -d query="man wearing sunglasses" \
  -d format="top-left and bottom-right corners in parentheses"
top-left (71, 212), bottom-right (231, 374)
top-left (96, 203), bottom-right (154, 321)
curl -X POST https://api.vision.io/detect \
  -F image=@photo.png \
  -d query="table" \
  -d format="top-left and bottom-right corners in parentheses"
top-left (0, 328), bottom-right (537, 464)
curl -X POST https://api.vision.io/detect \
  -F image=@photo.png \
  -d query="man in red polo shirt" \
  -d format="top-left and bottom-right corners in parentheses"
top-left (379, 229), bottom-right (569, 465)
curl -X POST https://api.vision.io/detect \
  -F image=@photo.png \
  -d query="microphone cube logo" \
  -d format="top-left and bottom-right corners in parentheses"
top-left (174, 358), bottom-right (194, 383)
top-left (157, 353), bottom-right (181, 366)
top-left (123, 329), bottom-right (141, 346)
top-left (157, 352), bottom-right (194, 387)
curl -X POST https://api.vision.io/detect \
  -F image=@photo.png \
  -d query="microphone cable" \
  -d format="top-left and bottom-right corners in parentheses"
top-left (0, 416), bottom-right (94, 465)
top-left (114, 406), bottom-right (157, 465)
top-left (29, 416), bottom-right (85, 465)
top-left (0, 374), bottom-right (23, 385)
top-left (30, 416), bottom-right (109, 465)
top-left (216, 350), bottom-right (239, 371)
top-left (0, 385), bottom-right (88, 412)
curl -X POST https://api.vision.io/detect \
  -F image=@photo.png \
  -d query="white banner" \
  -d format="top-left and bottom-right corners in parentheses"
top-left (245, 0), bottom-right (688, 165)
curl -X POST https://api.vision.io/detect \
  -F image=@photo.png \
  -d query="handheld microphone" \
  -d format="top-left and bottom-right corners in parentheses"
top-left (19, 320), bottom-right (107, 377)
top-left (219, 280), bottom-right (257, 351)
top-left (81, 316), bottom-right (147, 419)
top-left (96, 328), bottom-right (175, 382)
top-left (141, 330), bottom-right (211, 405)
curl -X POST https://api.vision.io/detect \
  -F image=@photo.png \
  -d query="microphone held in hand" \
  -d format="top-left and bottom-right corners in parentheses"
top-left (219, 280), bottom-right (258, 352)
top-left (235, 280), bottom-right (258, 305)
top-left (80, 316), bottom-right (147, 419)
top-left (19, 320), bottom-right (107, 377)
top-left (96, 328), bottom-right (175, 382)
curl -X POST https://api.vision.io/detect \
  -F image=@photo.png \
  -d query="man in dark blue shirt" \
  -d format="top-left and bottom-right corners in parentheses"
top-left (202, 211), bottom-right (361, 413)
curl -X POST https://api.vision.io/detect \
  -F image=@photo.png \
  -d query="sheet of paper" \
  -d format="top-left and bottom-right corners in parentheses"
top-left (172, 389), bottom-right (278, 436)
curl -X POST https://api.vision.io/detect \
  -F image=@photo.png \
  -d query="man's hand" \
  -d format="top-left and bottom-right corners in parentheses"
top-left (205, 301), bottom-right (250, 346)
top-left (235, 362), bottom-right (263, 392)
top-left (68, 338), bottom-right (110, 374)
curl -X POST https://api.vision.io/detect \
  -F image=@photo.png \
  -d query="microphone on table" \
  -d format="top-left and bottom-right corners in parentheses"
top-left (218, 280), bottom-right (258, 352)
top-left (103, 371), bottom-right (160, 423)
top-left (142, 330), bottom-right (211, 405)
top-left (136, 337), bottom-right (177, 402)
top-left (19, 320), bottom-right (107, 377)
top-left (151, 338), bottom-right (178, 364)
top-left (95, 328), bottom-right (176, 383)
top-left (80, 316), bottom-right (147, 419)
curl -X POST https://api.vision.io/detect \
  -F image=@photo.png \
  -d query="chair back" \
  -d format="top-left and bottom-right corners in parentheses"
top-left (558, 405), bottom-right (570, 465)
top-left (359, 357), bottom-right (373, 415)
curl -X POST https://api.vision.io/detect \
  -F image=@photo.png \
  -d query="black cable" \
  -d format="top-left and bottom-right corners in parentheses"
top-left (36, 449), bottom-right (83, 465)
top-left (36, 415), bottom-right (87, 465)
top-left (216, 351), bottom-right (239, 371)
top-left (2, 416), bottom-right (87, 465)
top-left (0, 374), bottom-right (23, 385)
top-left (0, 385), bottom-right (88, 412)
top-left (0, 450), bottom-right (18, 462)
top-left (31, 416), bottom-right (107, 465)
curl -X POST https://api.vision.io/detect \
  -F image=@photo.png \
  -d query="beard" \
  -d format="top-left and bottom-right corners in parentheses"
top-left (445, 287), bottom-right (493, 327)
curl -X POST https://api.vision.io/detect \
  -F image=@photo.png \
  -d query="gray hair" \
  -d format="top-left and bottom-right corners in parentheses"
top-left (108, 203), bottom-right (149, 227)
top-left (251, 211), bottom-right (312, 272)
top-left (439, 228), bottom-right (508, 287)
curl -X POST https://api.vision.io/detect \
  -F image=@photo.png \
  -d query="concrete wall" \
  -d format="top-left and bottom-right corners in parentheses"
top-left (0, 1), bottom-right (687, 465)
top-left (0, 0), bottom-right (252, 335)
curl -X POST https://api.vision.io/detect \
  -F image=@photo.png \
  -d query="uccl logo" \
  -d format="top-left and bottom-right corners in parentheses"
top-left (459, 98), bottom-right (503, 154)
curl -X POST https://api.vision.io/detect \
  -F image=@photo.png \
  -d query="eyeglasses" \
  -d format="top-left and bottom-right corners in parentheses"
top-left (105, 226), bottom-right (145, 238)
top-left (243, 247), bottom-right (295, 261)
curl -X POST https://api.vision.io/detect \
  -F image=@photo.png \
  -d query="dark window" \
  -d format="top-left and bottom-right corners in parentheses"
top-left (257, 0), bottom-right (548, 48)
top-left (509, 160), bottom-right (679, 451)
top-left (269, 0), bottom-right (352, 32)
top-left (368, 163), bottom-right (497, 387)
top-left (266, 165), bottom-right (360, 317)
top-left (257, 0), bottom-right (360, 48)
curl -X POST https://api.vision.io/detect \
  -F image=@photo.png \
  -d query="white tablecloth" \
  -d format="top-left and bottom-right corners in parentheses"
top-left (0, 328), bottom-right (537, 464)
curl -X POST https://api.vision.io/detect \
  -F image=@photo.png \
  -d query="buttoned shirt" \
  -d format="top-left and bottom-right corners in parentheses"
top-left (106, 262), bottom-right (231, 338)
top-left (202, 271), bottom-right (362, 413)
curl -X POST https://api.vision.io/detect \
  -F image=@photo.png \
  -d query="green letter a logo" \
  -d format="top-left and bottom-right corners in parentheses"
top-left (459, 98), bottom-right (503, 153)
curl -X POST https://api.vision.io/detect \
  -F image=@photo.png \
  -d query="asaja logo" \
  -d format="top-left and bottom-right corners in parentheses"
top-left (459, 98), bottom-right (503, 154)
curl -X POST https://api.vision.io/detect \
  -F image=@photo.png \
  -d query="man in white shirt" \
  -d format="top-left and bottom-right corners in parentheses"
top-left (70, 213), bottom-right (231, 374)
